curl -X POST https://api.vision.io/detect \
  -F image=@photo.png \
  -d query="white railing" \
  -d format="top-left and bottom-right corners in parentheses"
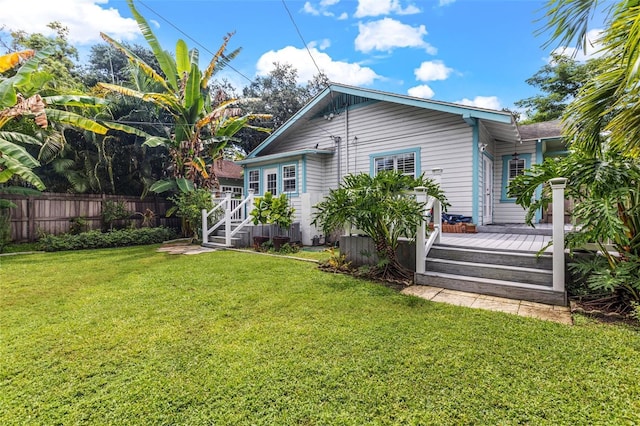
top-left (202, 190), bottom-right (255, 246)
top-left (415, 190), bottom-right (442, 274)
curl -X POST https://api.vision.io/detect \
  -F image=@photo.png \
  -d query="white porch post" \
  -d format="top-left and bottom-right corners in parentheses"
top-left (549, 177), bottom-right (568, 294)
top-left (224, 191), bottom-right (232, 247)
top-left (201, 208), bottom-right (208, 244)
top-left (415, 187), bottom-right (427, 274)
top-left (432, 168), bottom-right (443, 245)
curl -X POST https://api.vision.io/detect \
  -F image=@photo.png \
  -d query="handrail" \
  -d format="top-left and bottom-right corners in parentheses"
top-left (415, 189), bottom-right (442, 274)
top-left (202, 190), bottom-right (255, 246)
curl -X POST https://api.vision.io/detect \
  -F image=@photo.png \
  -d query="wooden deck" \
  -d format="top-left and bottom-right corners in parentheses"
top-left (439, 233), bottom-right (553, 253)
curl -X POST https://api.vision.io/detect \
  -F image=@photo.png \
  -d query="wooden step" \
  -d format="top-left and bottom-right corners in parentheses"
top-left (415, 271), bottom-right (566, 306)
top-left (426, 258), bottom-right (552, 286)
top-left (430, 245), bottom-right (552, 270)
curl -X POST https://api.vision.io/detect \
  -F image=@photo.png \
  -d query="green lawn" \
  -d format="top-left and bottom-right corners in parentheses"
top-left (1, 246), bottom-right (639, 425)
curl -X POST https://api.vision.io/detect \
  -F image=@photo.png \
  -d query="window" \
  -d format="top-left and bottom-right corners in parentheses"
top-left (501, 154), bottom-right (531, 202)
top-left (282, 164), bottom-right (296, 193)
top-left (248, 170), bottom-right (259, 193)
top-left (372, 150), bottom-right (418, 178)
top-left (266, 171), bottom-right (277, 195)
top-left (221, 186), bottom-right (243, 198)
top-left (508, 158), bottom-right (526, 180)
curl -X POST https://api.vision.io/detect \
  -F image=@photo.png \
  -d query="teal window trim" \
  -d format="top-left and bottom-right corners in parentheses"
top-left (471, 120), bottom-right (479, 224)
top-left (245, 162), bottom-right (300, 197)
top-left (246, 167), bottom-right (261, 195)
top-left (301, 155), bottom-right (307, 194)
top-left (501, 153), bottom-right (531, 203)
top-left (280, 162), bottom-right (299, 196)
top-left (535, 143), bottom-right (544, 222)
top-left (369, 147), bottom-right (421, 177)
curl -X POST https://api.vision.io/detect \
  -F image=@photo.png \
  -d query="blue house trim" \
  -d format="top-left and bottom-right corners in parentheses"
top-left (501, 153), bottom-right (532, 203)
top-left (470, 118), bottom-right (479, 224)
top-left (246, 83), bottom-right (517, 159)
top-left (535, 142), bottom-right (544, 222)
top-left (244, 161), bottom-right (301, 197)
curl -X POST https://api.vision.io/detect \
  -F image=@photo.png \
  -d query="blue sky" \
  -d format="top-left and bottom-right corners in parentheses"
top-left (0, 0), bottom-right (605, 112)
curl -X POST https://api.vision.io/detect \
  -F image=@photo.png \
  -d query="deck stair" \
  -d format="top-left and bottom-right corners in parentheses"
top-left (415, 243), bottom-right (566, 305)
top-left (202, 224), bottom-right (250, 249)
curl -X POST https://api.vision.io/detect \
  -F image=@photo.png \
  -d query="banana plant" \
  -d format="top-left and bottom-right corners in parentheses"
top-left (0, 47), bottom-right (161, 191)
top-left (98, 0), bottom-right (270, 194)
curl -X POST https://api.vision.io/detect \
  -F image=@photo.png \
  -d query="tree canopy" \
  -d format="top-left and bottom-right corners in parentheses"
top-left (515, 53), bottom-right (602, 123)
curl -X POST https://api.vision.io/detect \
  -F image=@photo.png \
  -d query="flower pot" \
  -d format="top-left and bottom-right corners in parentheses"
top-left (272, 236), bottom-right (290, 251)
top-left (253, 236), bottom-right (270, 251)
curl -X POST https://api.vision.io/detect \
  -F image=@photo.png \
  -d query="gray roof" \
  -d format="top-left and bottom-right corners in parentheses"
top-left (518, 120), bottom-right (562, 141)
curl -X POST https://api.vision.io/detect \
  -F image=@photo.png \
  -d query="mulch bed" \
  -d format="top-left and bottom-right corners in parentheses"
top-left (570, 295), bottom-right (639, 327)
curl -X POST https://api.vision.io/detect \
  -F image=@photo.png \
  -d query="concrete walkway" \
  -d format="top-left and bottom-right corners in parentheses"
top-left (157, 241), bottom-right (217, 255)
top-left (402, 285), bottom-right (572, 325)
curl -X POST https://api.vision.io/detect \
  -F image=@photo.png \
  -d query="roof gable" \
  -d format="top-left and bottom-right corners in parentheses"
top-left (246, 83), bottom-right (518, 159)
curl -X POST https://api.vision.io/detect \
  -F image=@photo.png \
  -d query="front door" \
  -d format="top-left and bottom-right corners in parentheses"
top-left (483, 156), bottom-right (493, 224)
top-left (264, 168), bottom-right (278, 195)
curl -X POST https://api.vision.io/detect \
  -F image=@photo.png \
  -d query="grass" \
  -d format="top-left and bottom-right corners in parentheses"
top-left (1, 246), bottom-right (639, 424)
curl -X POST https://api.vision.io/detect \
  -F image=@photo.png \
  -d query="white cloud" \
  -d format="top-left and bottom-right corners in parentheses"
top-left (338, 12), bottom-right (349, 20)
top-left (303, 2), bottom-right (321, 15)
top-left (318, 39), bottom-right (331, 50)
top-left (303, 0), bottom-right (341, 17)
top-left (354, 0), bottom-right (420, 18)
top-left (456, 96), bottom-right (501, 110)
top-left (414, 60), bottom-right (453, 82)
top-left (439, 0), bottom-right (456, 6)
top-left (408, 85), bottom-right (435, 99)
top-left (355, 18), bottom-right (436, 54)
top-left (256, 45), bottom-right (381, 86)
top-left (0, 0), bottom-right (140, 45)
top-left (551, 29), bottom-right (606, 62)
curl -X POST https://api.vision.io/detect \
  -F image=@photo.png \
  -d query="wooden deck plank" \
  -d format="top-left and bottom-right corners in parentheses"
top-left (438, 232), bottom-right (557, 254)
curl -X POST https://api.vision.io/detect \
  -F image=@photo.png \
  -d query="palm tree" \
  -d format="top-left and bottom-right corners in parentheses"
top-left (98, 0), bottom-right (270, 194)
top-left (542, 0), bottom-right (640, 157)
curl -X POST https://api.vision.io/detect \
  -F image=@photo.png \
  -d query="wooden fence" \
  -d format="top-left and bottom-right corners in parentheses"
top-left (3, 193), bottom-right (180, 242)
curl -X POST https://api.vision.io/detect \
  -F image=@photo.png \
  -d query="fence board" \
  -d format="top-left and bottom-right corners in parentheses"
top-left (3, 193), bottom-right (179, 242)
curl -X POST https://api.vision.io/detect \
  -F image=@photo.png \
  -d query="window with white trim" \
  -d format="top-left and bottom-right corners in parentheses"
top-left (508, 158), bottom-right (526, 181)
top-left (266, 171), bottom-right (277, 195)
top-left (221, 185), bottom-right (243, 198)
top-left (373, 152), bottom-right (416, 177)
top-left (501, 153), bottom-right (531, 202)
top-left (248, 170), bottom-right (259, 193)
top-left (282, 164), bottom-right (296, 193)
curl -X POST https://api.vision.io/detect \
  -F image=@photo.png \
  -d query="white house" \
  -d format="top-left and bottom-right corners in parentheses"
top-left (236, 83), bottom-right (561, 246)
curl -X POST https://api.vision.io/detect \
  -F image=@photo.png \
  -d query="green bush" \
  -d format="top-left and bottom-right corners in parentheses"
top-left (39, 227), bottom-right (177, 252)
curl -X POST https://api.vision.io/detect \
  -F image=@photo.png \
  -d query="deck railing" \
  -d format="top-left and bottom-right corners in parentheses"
top-left (415, 191), bottom-right (441, 274)
top-left (414, 171), bottom-right (568, 296)
top-left (202, 190), bottom-right (255, 246)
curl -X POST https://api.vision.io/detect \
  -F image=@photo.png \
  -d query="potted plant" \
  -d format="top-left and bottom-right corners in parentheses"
top-left (250, 192), bottom-right (273, 251)
top-left (268, 193), bottom-right (295, 251)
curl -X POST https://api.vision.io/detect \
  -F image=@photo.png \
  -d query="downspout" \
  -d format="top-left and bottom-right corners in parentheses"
top-left (344, 105), bottom-right (349, 175)
top-left (335, 136), bottom-right (342, 186)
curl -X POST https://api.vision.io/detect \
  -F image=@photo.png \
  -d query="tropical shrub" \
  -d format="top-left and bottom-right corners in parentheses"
top-left (102, 200), bottom-right (131, 230)
top-left (39, 227), bottom-right (176, 252)
top-left (509, 150), bottom-right (640, 308)
top-left (312, 171), bottom-right (448, 281)
top-left (167, 189), bottom-right (213, 240)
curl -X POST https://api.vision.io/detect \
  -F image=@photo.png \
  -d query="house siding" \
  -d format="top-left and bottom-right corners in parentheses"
top-left (493, 139), bottom-right (538, 223)
top-left (244, 97), bottom-right (516, 242)
top-left (341, 102), bottom-right (474, 217)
